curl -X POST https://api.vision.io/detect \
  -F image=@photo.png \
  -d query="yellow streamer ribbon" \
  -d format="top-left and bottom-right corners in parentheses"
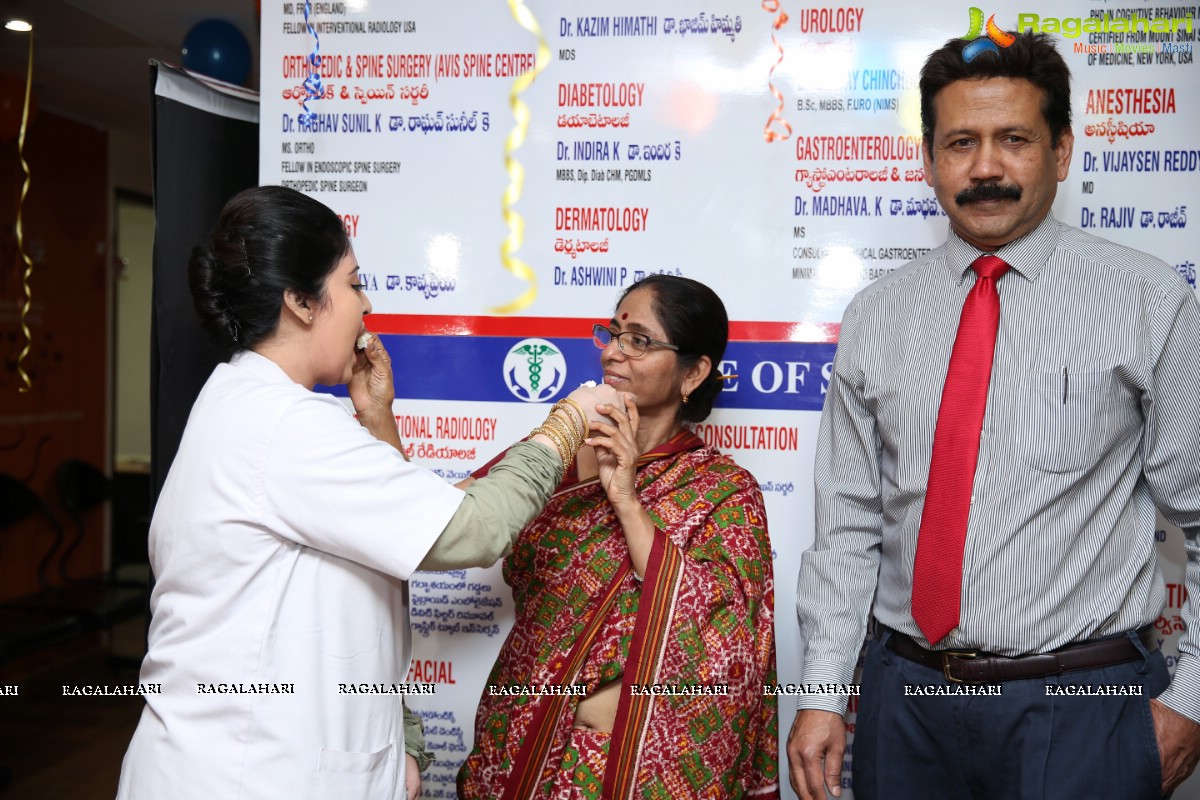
top-left (492, 0), bottom-right (549, 315)
top-left (15, 32), bottom-right (35, 393)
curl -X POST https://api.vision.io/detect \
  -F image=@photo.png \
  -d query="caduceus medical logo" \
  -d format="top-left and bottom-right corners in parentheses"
top-left (961, 7), bottom-right (1016, 62)
top-left (503, 338), bottom-right (568, 402)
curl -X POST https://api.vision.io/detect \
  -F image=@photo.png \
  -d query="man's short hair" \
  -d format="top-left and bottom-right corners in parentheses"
top-left (919, 32), bottom-right (1072, 154)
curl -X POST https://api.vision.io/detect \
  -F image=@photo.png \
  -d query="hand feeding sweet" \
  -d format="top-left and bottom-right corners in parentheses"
top-left (529, 382), bottom-right (620, 479)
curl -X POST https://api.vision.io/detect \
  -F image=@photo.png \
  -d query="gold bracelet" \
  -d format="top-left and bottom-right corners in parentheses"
top-left (546, 411), bottom-right (583, 468)
top-left (555, 407), bottom-right (585, 454)
top-left (530, 425), bottom-right (568, 473)
top-left (553, 397), bottom-right (589, 440)
top-left (546, 426), bottom-right (572, 481)
top-left (530, 425), bottom-right (570, 480)
top-left (544, 410), bottom-right (581, 454)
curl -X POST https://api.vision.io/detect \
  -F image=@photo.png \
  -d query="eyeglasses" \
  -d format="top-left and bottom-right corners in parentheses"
top-left (592, 323), bottom-right (678, 358)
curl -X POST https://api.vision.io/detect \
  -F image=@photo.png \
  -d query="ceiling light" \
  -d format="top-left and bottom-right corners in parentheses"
top-left (5, 19), bottom-right (32, 32)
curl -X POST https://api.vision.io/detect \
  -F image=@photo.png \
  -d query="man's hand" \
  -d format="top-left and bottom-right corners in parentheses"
top-left (786, 708), bottom-right (846, 799)
top-left (1150, 698), bottom-right (1200, 794)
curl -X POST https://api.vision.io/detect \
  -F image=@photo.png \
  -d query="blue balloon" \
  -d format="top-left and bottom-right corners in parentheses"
top-left (182, 19), bottom-right (252, 86)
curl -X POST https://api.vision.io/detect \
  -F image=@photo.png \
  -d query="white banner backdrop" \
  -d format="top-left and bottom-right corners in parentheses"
top-left (259, 2), bottom-right (1197, 796)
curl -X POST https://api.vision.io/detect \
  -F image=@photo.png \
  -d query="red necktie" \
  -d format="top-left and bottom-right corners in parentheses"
top-left (911, 254), bottom-right (1010, 645)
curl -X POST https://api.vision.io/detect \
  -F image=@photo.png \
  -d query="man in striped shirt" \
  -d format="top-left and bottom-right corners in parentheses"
top-left (788, 32), bottom-right (1200, 800)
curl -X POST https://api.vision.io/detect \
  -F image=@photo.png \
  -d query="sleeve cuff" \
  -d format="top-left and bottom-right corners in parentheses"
top-left (403, 703), bottom-right (436, 772)
top-left (1155, 653), bottom-right (1200, 725)
top-left (795, 659), bottom-right (858, 715)
top-left (404, 743), bottom-right (435, 773)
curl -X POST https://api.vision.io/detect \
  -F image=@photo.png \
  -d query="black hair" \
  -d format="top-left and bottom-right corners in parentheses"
top-left (188, 185), bottom-right (351, 358)
top-left (920, 32), bottom-right (1072, 155)
top-left (617, 274), bottom-right (729, 424)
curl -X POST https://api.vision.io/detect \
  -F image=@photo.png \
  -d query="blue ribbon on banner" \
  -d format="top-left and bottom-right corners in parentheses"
top-left (299, 0), bottom-right (323, 126)
top-left (320, 337), bottom-right (838, 412)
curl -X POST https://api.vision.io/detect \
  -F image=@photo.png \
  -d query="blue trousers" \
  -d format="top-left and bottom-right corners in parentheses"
top-left (853, 629), bottom-right (1169, 800)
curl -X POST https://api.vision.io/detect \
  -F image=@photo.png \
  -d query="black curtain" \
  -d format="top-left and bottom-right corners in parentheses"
top-left (149, 62), bottom-right (258, 504)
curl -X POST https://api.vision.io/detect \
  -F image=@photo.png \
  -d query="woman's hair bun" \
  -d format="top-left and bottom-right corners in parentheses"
top-left (187, 186), bottom-right (351, 358)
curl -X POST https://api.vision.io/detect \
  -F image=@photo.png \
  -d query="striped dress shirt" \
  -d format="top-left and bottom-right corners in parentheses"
top-left (798, 214), bottom-right (1200, 723)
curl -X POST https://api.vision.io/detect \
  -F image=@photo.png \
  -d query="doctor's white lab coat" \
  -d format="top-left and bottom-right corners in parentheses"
top-left (117, 351), bottom-right (464, 799)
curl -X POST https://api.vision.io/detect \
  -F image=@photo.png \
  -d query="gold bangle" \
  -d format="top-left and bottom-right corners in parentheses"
top-left (555, 408), bottom-right (584, 455)
top-left (546, 413), bottom-right (582, 469)
top-left (530, 425), bottom-right (570, 480)
top-left (541, 415), bottom-right (572, 459)
top-left (553, 397), bottom-right (589, 440)
top-left (532, 425), bottom-right (568, 463)
top-left (530, 425), bottom-right (567, 473)
top-left (561, 397), bottom-right (590, 438)
top-left (544, 410), bottom-right (581, 454)
top-left (546, 427), bottom-right (572, 481)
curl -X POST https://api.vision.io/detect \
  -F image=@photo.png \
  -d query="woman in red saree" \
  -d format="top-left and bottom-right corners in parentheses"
top-left (459, 275), bottom-right (779, 799)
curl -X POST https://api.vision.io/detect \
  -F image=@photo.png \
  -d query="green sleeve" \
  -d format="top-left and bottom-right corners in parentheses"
top-left (418, 441), bottom-right (560, 571)
top-left (402, 700), bottom-right (435, 772)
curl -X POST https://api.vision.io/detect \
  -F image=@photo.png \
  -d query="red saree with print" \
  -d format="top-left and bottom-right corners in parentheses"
top-left (458, 431), bottom-right (779, 799)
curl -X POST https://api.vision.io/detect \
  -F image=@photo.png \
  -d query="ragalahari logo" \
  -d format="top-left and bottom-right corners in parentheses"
top-left (961, 7), bottom-right (1016, 62)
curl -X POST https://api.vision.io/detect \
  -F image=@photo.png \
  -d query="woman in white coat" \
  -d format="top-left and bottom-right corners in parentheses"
top-left (116, 186), bottom-right (615, 800)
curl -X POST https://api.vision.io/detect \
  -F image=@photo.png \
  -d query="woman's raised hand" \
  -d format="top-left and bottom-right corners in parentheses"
top-left (587, 392), bottom-right (641, 512)
top-left (349, 332), bottom-right (394, 415)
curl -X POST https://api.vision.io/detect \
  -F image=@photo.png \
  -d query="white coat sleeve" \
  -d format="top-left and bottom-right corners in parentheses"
top-left (259, 393), bottom-right (464, 580)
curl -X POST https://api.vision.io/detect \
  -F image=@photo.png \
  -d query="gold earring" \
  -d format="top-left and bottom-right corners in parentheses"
top-left (681, 390), bottom-right (689, 404)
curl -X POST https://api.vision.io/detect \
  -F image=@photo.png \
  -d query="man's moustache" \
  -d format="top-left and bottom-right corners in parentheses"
top-left (956, 183), bottom-right (1022, 205)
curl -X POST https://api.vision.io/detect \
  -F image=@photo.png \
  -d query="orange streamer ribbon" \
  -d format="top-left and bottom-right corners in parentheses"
top-left (762, 0), bottom-right (791, 143)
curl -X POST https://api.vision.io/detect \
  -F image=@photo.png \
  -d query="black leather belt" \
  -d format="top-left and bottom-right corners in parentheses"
top-left (885, 626), bottom-right (1158, 685)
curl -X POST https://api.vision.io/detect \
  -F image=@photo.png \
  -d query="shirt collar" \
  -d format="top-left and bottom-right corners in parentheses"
top-left (230, 349), bottom-right (295, 385)
top-left (944, 213), bottom-right (1061, 285)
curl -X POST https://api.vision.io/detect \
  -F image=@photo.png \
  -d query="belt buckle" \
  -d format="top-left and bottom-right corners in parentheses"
top-left (941, 649), bottom-right (982, 684)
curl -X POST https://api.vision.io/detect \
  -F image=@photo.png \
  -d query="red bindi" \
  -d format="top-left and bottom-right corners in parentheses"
top-left (621, 312), bottom-right (628, 320)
